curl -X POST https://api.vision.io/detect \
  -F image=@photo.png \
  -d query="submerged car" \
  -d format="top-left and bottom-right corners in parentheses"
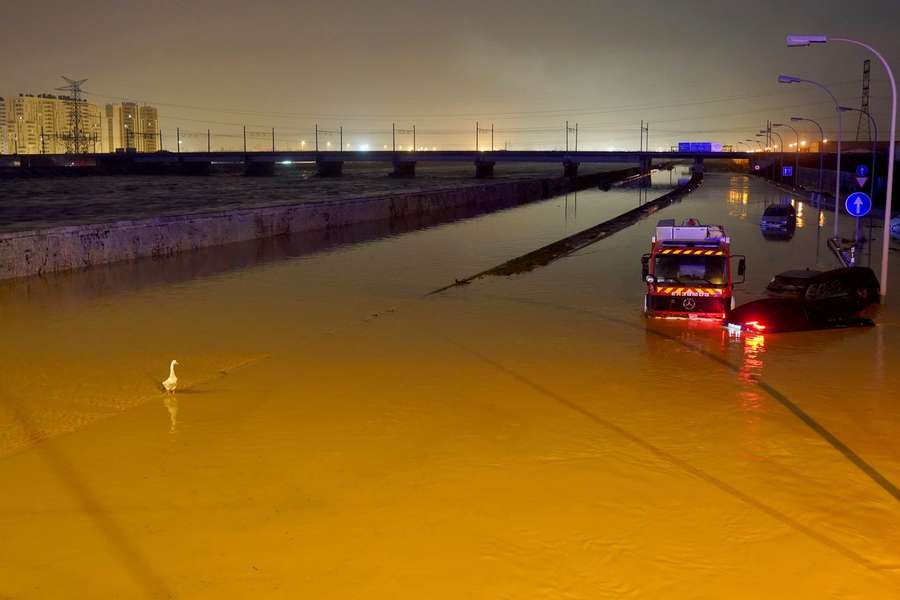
top-left (727, 298), bottom-right (874, 333)
top-left (766, 266), bottom-right (880, 312)
top-left (759, 203), bottom-right (797, 238)
top-left (728, 266), bottom-right (880, 334)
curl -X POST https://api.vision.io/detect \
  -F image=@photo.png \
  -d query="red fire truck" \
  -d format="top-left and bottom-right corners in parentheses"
top-left (642, 218), bottom-right (746, 320)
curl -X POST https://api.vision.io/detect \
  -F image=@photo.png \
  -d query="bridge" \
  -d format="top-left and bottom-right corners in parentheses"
top-left (5, 149), bottom-right (754, 178)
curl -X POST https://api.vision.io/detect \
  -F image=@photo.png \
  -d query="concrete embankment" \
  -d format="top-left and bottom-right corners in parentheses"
top-left (0, 168), bottom-right (638, 281)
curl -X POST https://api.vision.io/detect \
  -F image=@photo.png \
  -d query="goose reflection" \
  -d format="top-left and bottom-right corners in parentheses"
top-left (163, 396), bottom-right (178, 434)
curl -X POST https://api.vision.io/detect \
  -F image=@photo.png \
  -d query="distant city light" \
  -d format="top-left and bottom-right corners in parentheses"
top-left (823, 138), bottom-right (829, 143)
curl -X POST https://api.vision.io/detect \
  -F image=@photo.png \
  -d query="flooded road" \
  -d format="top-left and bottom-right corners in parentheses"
top-left (1, 171), bottom-right (898, 598)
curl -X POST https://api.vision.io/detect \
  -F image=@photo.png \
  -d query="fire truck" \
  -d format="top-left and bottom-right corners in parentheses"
top-left (641, 218), bottom-right (746, 319)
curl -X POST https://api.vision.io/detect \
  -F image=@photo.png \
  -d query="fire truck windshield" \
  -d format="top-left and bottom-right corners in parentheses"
top-left (654, 254), bottom-right (727, 286)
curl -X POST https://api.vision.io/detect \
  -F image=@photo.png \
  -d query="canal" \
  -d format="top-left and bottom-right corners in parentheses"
top-left (1, 170), bottom-right (898, 598)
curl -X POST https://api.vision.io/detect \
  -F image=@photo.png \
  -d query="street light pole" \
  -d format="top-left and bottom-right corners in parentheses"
top-left (762, 131), bottom-right (784, 179)
top-left (791, 116), bottom-right (826, 206)
top-left (839, 106), bottom-right (879, 202)
top-left (773, 123), bottom-right (800, 187)
top-left (787, 35), bottom-right (895, 297)
top-left (778, 75), bottom-right (843, 239)
top-left (839, 106), bottom-right (879, 252)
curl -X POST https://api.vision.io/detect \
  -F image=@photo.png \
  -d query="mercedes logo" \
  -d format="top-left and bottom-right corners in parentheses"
top-left (682, 298), bottom-right (697, 310)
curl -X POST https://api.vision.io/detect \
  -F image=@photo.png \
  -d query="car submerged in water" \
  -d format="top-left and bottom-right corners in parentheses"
top-left (759, 203), bottom-right (797, 240)
top-left (727, 266), bottom-right (879, 333)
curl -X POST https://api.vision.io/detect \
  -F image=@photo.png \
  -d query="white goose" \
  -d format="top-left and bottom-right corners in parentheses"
top-left (162, 360), bottom-right (179, 394)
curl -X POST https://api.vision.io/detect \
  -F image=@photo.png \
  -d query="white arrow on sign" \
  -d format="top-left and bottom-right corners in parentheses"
top-left (854, 196), bottom-right (865, 212)
top-left (856, 176), bottom-right (869, 188)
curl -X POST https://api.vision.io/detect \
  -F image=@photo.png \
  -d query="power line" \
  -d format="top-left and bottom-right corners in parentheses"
top-left (81, 77), bottom-right (871, 122)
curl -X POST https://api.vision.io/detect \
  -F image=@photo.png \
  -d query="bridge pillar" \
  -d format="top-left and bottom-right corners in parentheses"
top-left (639, 156), bottom-right (653, 188)
top-left (316, 160), bottom-right (343, 177)
top-left (391, 160), bottom-right (416, 178)
top-left (245, 161), bottom-right (275, 176)
top-left (563, 160), bottom-right (579, 177)
top-left (690, 157), bottom-right (705, 174)
top-left (639, 156), bottom-right (653, 176)
top-left (475, 161), bottom-right (495, 179)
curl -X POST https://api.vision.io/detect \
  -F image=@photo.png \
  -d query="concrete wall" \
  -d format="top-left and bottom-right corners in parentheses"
top-left (0, 169), bottom-right (633, 281)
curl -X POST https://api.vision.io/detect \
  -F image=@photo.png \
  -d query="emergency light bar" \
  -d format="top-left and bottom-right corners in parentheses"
top-left (653, 219), bottom-right (728, 244)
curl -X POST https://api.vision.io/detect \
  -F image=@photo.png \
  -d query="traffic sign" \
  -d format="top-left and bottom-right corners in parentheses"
top-left (856, 176), bottom-right (869, 188)
top-left (855, 164), bottom-right (870, 177)
top-left (845, 192), bottom-right (872, 218)
top-left (782, 165), bottom-right (793, 177)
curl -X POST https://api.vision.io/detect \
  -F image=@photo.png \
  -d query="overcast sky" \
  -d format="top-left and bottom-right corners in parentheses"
top-left (3, 0), bottom-right (898, 150)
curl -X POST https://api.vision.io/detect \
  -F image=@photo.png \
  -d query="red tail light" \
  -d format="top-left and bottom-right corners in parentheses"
top-left (745, 320), bottom-right (767, 331)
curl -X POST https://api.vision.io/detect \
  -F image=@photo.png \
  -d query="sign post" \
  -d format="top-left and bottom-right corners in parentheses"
top-left (845, 191), bottom-right (872, 259)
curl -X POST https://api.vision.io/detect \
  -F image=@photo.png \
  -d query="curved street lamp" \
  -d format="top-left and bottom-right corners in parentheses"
top-left (736, 141), bottom-right (751, 151)
top-left (838, 106), bottom-right (878, 199)
top-left (791, 116), bottom-right (825, 204)
top-left (759, 131), bottom-right (784, 177)
top-left (778, 74), bottom-right (843, 239)
top-left (773, 123), bottom-right (800, 187)
top-left (787, 34), bottom-right (896, 297)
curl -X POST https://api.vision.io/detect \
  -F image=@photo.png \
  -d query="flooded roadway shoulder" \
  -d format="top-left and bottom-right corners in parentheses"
top-left (0, 167), bottom-right (639, 282)
top-left (429, 171), bottom-right (704, 294)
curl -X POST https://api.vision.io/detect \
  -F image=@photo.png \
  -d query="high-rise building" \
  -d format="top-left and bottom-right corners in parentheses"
top-left (104, 102), bottom-right (160, 152)
top-left (0, 93), bottom-right (101, 154)
top-left (0, 97), bottom-right (8, 154)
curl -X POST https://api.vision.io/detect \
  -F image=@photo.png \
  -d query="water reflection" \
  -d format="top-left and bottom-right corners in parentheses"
top-left (163, 396), bottom-right (178, 434)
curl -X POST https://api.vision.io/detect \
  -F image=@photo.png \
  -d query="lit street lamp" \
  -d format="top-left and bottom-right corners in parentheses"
top-left (787, 34), bottom-right (896, 297)
top-left (773, 123), bottom-right (800, 187)
top-left (778, 74), bottom-right (843, 239)
top-left (791, 116), bottom-right (826, 205)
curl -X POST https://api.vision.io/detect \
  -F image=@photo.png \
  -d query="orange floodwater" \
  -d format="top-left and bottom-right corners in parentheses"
top-left (1, 171), bottom-right (898, 598)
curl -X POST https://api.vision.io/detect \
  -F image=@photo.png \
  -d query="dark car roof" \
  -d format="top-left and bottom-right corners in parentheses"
top-left (763, 204), bottom-right (796, 216)
top-left (774, 269), bottom-right (822, 281)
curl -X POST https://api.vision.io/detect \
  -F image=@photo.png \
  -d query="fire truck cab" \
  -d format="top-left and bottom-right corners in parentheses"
top-left (641, 218), bottom-right (746, 319)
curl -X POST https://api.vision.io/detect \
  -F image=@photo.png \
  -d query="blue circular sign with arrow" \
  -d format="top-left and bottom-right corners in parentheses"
top-left (845, 191), bottom-right (872, 217)
top-left (855, 164), bottom-right (870, 178)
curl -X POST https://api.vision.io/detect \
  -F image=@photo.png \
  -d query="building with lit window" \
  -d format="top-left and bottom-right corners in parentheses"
top-left (0, 93), bottom-right (102, 154)
top-left (104, 102), bottom-right (160, 152)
